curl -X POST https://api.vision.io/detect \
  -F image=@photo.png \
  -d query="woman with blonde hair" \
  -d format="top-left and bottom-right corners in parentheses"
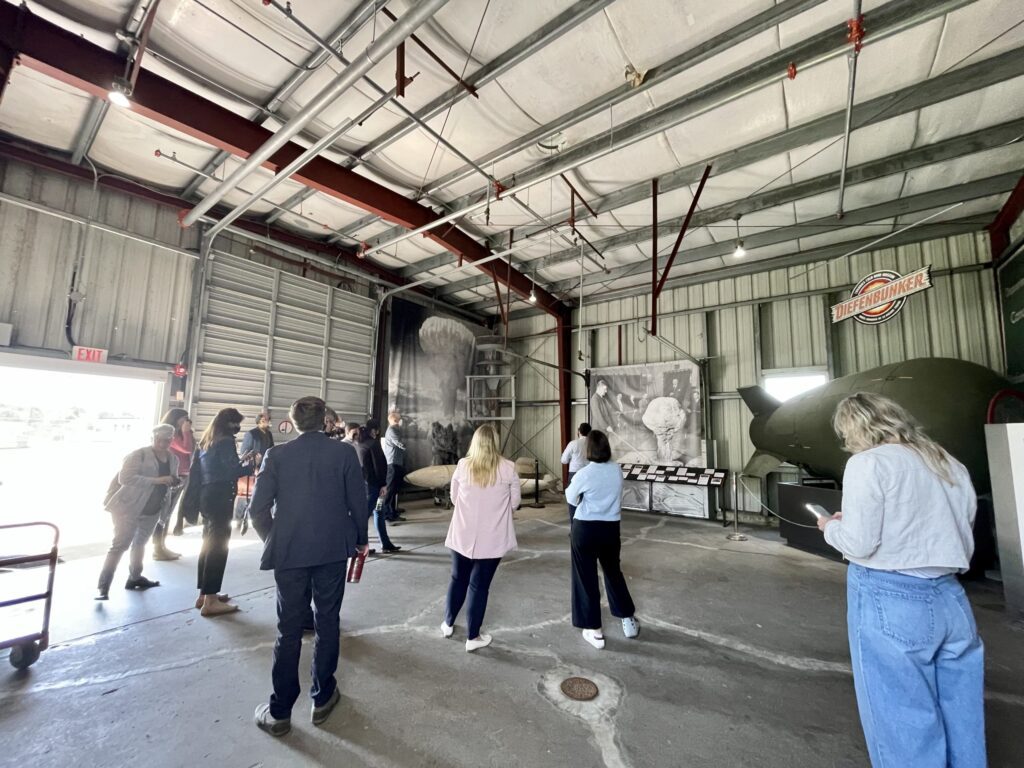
top-left (820, 392), bottom-right (984, 767)
top-left (441, 424), bottom-right (520, 652)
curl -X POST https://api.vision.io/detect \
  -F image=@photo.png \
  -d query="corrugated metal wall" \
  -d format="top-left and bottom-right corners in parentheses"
top-left (0, 158), bottom-right (196, 362)
top-left (509, 232), bottom-right (1002, 512)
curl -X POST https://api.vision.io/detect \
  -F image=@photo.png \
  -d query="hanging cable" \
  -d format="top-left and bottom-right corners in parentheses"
top-left (739, 477), bottom-right (820, 529)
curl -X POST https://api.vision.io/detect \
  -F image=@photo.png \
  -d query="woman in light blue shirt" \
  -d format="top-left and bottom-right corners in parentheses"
top-left (565, 430), bottom-right (639, 649)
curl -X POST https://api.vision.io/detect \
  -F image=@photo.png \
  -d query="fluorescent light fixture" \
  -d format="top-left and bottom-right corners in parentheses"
top-left (108, 78), bottom-right (132, 108)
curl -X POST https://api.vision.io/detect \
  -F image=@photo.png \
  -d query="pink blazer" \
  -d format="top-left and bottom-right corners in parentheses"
top-left (445, 457), bottom-right (520, 559)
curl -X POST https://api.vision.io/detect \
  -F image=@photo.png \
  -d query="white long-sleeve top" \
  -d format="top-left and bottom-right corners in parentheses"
top-left (823, 443), bottom-right (976, 573)
top-left (560, 437), bottom-right (589, 473)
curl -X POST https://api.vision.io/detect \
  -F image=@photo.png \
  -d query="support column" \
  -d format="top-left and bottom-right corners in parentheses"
top-left (556, 312), bottom-right (574, 488)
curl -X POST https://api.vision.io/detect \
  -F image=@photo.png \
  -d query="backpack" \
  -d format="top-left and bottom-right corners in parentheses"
top-left (104, 473), bottom-right (121, 508)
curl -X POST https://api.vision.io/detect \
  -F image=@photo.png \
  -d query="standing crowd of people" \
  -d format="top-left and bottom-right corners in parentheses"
top-left (95, 391), bottom-right (987, 765)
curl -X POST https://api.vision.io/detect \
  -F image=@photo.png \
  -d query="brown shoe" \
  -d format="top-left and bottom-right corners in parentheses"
top-left (194, 593), bottom-right (231, 609)
top-left (200, 600), bottom-right (240, 617)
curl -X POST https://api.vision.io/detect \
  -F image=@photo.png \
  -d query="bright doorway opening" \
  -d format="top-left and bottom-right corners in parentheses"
top-left (763, 369), bottom-right (830, 403)
top-left (0, 361), bottom-right (164, 550)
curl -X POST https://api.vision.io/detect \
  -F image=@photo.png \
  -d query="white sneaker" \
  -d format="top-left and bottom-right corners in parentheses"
top-left (622, 616), bottom-right (640, 639)
top-left (465, 633), bottom-right (492, 652)
top-left (440, 621), bottom-right (454, 638)
top-left (582, 629), bottom-right (605, 649)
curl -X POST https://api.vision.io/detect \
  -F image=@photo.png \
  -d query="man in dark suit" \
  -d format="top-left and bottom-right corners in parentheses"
top-left (248, 396), bottom-right (369, 737)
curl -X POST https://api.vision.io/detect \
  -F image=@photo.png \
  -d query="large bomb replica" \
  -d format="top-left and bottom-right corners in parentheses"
top-left (739, 358), bottom-right (1009, 493)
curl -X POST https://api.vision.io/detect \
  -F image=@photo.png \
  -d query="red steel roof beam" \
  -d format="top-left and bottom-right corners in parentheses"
top-left (0, 4), bottom-right (568, 319)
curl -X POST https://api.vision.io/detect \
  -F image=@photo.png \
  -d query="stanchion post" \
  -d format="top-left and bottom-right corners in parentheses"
top-left (727, 471), bottom-right (747, 542)
top-left (528, 458), bottom-right (545, 509)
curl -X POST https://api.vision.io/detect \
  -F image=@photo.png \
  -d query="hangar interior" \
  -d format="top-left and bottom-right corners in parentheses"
top-left (1, 0), bottom-right (1023, 766)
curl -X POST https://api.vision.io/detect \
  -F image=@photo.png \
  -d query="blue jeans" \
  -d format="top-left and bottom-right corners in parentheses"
top-left (367, 483), bottom-right (393, 548)
top-left (270, 561), bottom-right (347, 719)
top-left (846, 564), bottom-right (986, 767)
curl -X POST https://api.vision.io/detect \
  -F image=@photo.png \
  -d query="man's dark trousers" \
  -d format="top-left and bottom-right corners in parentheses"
top-left (270, 561), bottom-right (347, 719)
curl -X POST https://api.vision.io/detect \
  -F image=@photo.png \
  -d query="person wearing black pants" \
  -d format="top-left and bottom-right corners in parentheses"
top-left (571, 520), bottom-right (635, 630)
top-left (197, 481), bottom-right (236, 603)
top-left (445, 554), bottom-right (501, 643)
top-left (564, 430), bottom-right (640, 650)
top-left (195, 407), bottom-right (255, 617)
top-left (248, 396), bottom-right (369, 736)
top-left (441, 424), bottom-right (521, 652)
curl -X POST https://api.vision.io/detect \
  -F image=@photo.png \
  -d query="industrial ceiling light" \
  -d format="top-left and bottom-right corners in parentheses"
top-left (529, 287), bottom-right (537, 303)
top-left (108, 77), bottom-right (132, 108)
top-left (529, 267), bottom-right (537, 303)
top-left (733, 215), bottom-right (745, 258)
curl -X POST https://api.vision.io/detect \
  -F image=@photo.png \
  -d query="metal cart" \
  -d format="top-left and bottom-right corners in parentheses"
top-left (0, 522), bottom-right (60, 669)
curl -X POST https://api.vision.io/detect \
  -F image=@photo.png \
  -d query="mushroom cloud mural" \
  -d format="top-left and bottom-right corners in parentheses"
top-left (642, 397), bottom-right (686, 463)
top-left (418, 316), bottom-right (476, 422)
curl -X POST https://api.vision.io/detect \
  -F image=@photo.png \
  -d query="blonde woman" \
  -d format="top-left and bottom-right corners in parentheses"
top-left (441, 424), bottom-right (520, 651)
top-left (820, 393), bottom-right (984, 767)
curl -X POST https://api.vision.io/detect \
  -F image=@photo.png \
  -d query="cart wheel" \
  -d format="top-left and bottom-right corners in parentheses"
top-left (9, 642), bottom-right (40, 670)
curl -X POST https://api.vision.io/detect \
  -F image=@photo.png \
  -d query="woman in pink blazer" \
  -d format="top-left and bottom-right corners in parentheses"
top-left (441, 424), bottom-right (520, 652)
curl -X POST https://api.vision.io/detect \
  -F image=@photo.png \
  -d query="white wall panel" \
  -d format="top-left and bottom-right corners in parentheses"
top-left (192, 252), bottom-right (376, 434)
top-left (0, 158), bottom-right (195, 362)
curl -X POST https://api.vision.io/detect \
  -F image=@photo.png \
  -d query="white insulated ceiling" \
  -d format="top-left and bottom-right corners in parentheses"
top-left (0, 0), bottom-right (1022, 316)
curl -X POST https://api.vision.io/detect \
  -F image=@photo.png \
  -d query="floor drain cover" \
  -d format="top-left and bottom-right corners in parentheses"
top-left (560, 676), bottom-right (599, 701)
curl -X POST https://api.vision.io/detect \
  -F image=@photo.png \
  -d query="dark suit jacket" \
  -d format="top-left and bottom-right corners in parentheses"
top-left (353, 437), bottom-right (387, 487)
top-left (248, 431), bottom-right (368, 571)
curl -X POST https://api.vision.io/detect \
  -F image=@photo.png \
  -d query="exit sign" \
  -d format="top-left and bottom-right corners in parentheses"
top-left (72, 346), bottom-right (108, 364)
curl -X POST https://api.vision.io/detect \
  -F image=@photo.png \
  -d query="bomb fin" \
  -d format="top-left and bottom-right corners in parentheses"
top-left (737, 385), bottom-right (781, 418)
top-left (742, 450), bottom-right (784, 478)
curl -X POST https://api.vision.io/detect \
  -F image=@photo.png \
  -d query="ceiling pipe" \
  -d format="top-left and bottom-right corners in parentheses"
top-left (180, 0), bottom-right (450, 228)
top-left (359, 0), bottom-right (957, 260)
top-left (264, 0), bottom-right (597, 272)
top-left (203, 83), bottom-right (403, 241)
top-left (836, 1), bottom-right (864, 218)
top-left (180, 0), bottom-right (386, 199)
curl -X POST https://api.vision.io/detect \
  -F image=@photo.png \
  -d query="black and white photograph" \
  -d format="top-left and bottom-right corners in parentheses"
top-left (387, 299), bottom-right (485, 471)
top-left (589, 360), bottom-right (704, 466)
top-left (590, 360), bottom-right (708, 518)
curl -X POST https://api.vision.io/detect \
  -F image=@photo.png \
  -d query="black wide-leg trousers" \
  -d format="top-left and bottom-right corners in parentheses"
top-left (570, 519), bottom-right (635, 630)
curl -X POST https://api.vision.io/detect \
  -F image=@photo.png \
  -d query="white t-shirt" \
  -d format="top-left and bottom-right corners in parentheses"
top-left (560, 436), bottom-right (589, 473)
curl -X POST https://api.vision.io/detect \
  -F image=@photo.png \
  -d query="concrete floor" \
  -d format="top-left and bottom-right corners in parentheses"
top-left (2, 501), bottom-right (1022, 768)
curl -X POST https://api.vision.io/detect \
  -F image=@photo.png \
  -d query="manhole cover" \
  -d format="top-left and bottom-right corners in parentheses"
top-left (560, 676), bottom-right (599, 701)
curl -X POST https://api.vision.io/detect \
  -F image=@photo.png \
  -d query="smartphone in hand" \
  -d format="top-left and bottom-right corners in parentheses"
top-left (805, 503), bottom-right (832, 521)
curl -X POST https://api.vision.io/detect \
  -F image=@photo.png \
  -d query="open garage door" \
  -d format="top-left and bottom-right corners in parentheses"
top-left (190, 252), bottom-right (376, 434)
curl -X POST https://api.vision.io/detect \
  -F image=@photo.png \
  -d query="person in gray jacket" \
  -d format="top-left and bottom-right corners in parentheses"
top-left (382, 410), bottom-right (407, 522)
top-left (97, 424), bottom-right (181, 600)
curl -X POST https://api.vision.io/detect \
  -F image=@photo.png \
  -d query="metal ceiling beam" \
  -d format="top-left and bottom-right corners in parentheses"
top-left (420, 0), bottom-right (830, 200)
top-left (454, 166), bottom-right (1015, 311)
top-left (182, 0), bottom-right (451, 228)
top-left (338, 0), bottom-right (617, 172)
top-left (537, 171), bottom-right (1019, 294)
top-left (179, 0), bottom-right (385, 200)
top-left (435, 116), bottom-right (1024, 296)
top-left (69, 98), bottom-right (109, 165)
top-left (265, 187), bottom-right (317, 225)
top-left (362, 0), bottom-right (973, 262)
top-left (0, 3), bottom-right (571, 319)
top-left (483, 217), bottom-right (991, 319)
top-left (575, 218), bottom-right (993, 309)
top-left (335, 0), bottom-right (829, 243)
top-left (66, 0), bottom-right (154, 165)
